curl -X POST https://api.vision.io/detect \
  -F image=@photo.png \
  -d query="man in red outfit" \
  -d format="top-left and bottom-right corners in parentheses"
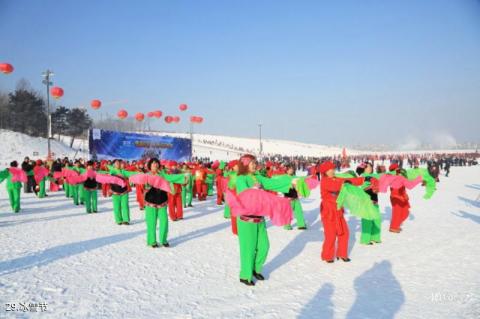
top-left (214, 162), bottom-right (225, 205)
top-left (167, 161), bottom-right (184, 221)
top-left (319, 161), bottom-right (364, 263)
top-left (134, 160), bottom-right (146, 210)
top-left (388, 163), bottom-right (411, 233)
top-left (194, 165), bottom-right (207, 201)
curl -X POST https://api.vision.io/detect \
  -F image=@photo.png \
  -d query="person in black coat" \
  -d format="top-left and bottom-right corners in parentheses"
top-left (21, 157), bottom-right (35, 193)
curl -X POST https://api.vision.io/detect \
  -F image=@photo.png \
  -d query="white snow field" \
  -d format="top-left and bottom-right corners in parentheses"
top-left (0, 164), bottom-right (479, 318)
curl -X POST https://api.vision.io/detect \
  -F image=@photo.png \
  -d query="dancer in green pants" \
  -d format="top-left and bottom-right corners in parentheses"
top-left (139, 158), bottom-right (186, 247)
top-left (0, 161), bottom-right (23, 213)
top-left (37, 177), bottom-right (46, 198)
top-left (235, 154), bottom-right (293, 286)
top-left (357, 162), bottom-right (382, 245)
top-left (64, 163), bottom-right (74, 198)
top-left (180, 164), bottom-right (193, 208)
top-left (83, 161), bottom-right (98, 214)
top-left (69, 161), bottom-right (85, 205)
top-left (282, 165), bottom-right (307, 230)
top-left (206, 171), bottom-right (215, 196)
top-left (108, 160), bottom-right (138, 225)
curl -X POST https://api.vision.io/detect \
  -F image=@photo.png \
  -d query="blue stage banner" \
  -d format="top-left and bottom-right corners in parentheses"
top-left (89, 129), bottom-right (192, 161)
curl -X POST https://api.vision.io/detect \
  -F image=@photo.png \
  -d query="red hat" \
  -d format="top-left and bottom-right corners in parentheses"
top-left (319, 161), bottom-right (335, 174)
top-left (227, 160), bottom-right (239, 169)
top-left (36, 159), bottom-right (43, 166)
top-left (389, 163), bottom-right (399, 171)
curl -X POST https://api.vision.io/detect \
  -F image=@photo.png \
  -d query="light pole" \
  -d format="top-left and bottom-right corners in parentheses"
top-left (258, 124), bottom-right (263, 159)
top-left (42, 70), bottom-right (54, 159)
top-left (189, 120), bottom-right (193, 161)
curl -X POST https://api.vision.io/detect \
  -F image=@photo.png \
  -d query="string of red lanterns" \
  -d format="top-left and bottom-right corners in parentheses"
top-left (1, 62), bottom-right (205, 126)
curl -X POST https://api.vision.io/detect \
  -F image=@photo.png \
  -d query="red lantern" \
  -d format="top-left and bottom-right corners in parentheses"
top-left (135, 112), bottom-right (145, 121)
top-left (147, 111), bottom-right (154, 118)
top-left (190, 116), bottom-right (203, 123)
top-left (153, 110), bottom-right (162, 118)
top-left (50, 87), bottom-right (64, 99)
top-left (165, 116), bottom-right (173, 123)
top-left (179, 104), bottom-right (188, 111)
top-left (117, 109), bottom-right (128, 119)
top-left (91, 99), bottom-right (102, 109)
top-left (0, 63), bottom-right (14, 74)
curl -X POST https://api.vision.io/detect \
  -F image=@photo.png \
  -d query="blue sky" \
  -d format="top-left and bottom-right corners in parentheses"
top-left (1, 0), bottom-right (479, 146)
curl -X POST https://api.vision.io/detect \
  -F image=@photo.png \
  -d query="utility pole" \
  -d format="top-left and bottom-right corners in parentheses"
top-left (42, 70), bottom-right (54, 159)
top-left (190, 121), bottom-right (193, 161)
top-left (258, 123), bottom-right (263, 159)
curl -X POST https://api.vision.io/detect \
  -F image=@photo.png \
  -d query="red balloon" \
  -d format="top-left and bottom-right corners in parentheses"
top-left (0, 63), bottom-right (14, 74)
top-left (50, 87), bottom-right (64, 99)
top-left (173, 116), bottom-right (180, 123)
top-left (153, 110), bottom-right (162, 118)
top-left (135, 112), bottom-right (145, 121)
top-left (147, 111), bottom-right (154, 118)
top-left (179, 104), bottom-right (188, 111)
top-left (165, 116), bottom-right (173, 123)
top-left (91, 99), bottom-right (102, 109)
top-left (117, 109), bottom-right (128, 119)
top-left (197, 116), bottom-right (203, 123)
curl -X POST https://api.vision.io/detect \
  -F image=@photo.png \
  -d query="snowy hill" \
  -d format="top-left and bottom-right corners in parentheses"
top-left (0, 130), bottom-right (88, 167)
top-left (0, 129), bottom-right (352, 165)
top-left (1, 129), bottom-right (476, 167)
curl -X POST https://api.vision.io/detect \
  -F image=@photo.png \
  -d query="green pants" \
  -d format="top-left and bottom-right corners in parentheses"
top-left (284, 199), bottom-right (306, 229)
top-left (84, 189), bottom-right (98, 213)
top-left (207, 182), bottom-right (214, 196)
top-left (79, 185), bottom-right (85, 204)
top-left (7, 187), bottom-right (21, 213)
top-left (185, 186), bottom-right (193, 207)
top-left (112, 193), bottom-right (130, 224)
top-left (71, 184), bottom-right (80, 205)
top-left (64, 182), bottom-right (71, 198)
top-left (360, 205), bottom-right (382, 244)
top-left (181, 186), bottom-right (187, 208)
top-left (145, 205), bottom-right (169, 246)
top-left (237, 218), bottom-right (270, 281)
top-left (224, 204), bottom-right (231, 218)
top-left (37, 179), bottom-right (46, 198)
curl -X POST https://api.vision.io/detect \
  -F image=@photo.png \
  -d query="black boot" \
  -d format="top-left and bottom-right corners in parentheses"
top-left (151, 243), bottom-right (159, 248)
top-left (240, 279), bottom-right (255, 286)
top-left (163, 242), bottom-right (170, 247)
top-left (325, 260), bottom-right (334, 263)
top-left (337, 257), bottom-right (351, 262)
top-left (253, 272), bottom-right (264, 281)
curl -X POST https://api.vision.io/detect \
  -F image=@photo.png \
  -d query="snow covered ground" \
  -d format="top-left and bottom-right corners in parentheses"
top-left (0, 165), bottom-right (479, 318)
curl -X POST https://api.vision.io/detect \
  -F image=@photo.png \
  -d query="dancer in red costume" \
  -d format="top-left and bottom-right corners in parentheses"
top-left (319, 161), bottom-right (364, 263)
top-left (388, 163), bottom-right (411, 233)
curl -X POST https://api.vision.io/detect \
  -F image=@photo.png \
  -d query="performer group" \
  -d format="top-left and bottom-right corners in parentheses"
top-left (0, 152), bottom-right (445, 286)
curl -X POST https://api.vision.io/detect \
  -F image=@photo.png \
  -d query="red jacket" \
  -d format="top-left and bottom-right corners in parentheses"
top-left (320, 176), bottom-right (364, 220)
top-left (390, 186), bottom-right (410, 208)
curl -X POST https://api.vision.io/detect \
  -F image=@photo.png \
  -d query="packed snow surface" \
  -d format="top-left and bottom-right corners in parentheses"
top-left (0, 164), bottom-right (479, 318)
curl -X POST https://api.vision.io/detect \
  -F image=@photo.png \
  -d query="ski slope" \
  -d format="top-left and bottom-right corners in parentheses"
top-left (0, 165), bottom-right (479, 318)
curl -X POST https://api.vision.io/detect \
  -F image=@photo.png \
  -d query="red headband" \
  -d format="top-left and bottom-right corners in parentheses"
top-left (240, 156), bottom-right (254, 167)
